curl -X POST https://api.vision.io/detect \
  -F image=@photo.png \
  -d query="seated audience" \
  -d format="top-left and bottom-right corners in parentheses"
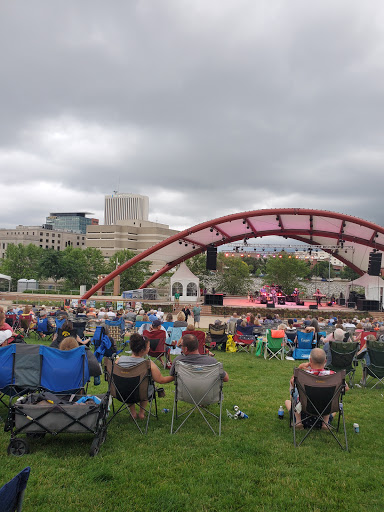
top-left (116, 333), bottom-right (174, 419)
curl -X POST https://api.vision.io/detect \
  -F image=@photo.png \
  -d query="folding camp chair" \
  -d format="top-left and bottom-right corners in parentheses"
top-left (227, 321), bottom-right (237, 335)
top-left (264, 329), bottom-right (284, 360)
top-left (16, 314), bottom-right (34, 337)
top-left (166, 326), bottom-right (186, 357)
top-left (91, 326), bottom-right (116, 362)
top-left (359, 331), bottom-right (376, 351)
top-left (292, 331), bottom-right (314, 360)
top-left (0, 466), bottom-right (30, 512)
top-left (207, 324), bottom-right (227, 352)
top-left (180, 330), bottom-right (207, 355)
top-left (105, 318), bottom-right (126, 349)
top-left (104, 357), bottom-right (157, 435)
top-left (361, 339), bottom-right (384, 389)
top-left (55, 317), bottom-right (66, 332)
top-left (35, 318), bottom-right (54, 341)
top-left (143, 329), bottom-right (167, 369)
top-left (233, 331), bottom-right (254, 353)
top-left (326, 341), bottom-right (359, 387)
top-left (291, 368), bottom-right (348, 450)
top-left (170, 361), bottom-right (224, 435)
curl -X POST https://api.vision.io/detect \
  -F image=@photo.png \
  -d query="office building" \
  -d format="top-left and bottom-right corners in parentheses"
top-left (86, 219), bottom-right (178, 270)
top-left (45, 212), bottom-right (98, 234)
top-left (0, 225), bottom-right (86, 258)
top-left (104, 194), bottom-right (149, 225)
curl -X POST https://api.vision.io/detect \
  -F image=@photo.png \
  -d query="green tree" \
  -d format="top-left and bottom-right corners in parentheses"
top-left (310, 260), bottom-right (335, 279)
top-left (106, 250), bottom-right (151, 293)
top-left (0, 243), bottom-right (43, 290)
top-left (263, 253), bottom-right (311, 295)
top-left (245, 255), bottom-right (268, 276)
top-left (38, 249), bottom-right (66, 283)
top-left (339, 265), bottom-right (360, 281)
top-left (186, 253), bottom-right (211, 277)
top-left (61, 247), bottom-right (106, 291)
top-left (216, 254), bottom-right (253, 294)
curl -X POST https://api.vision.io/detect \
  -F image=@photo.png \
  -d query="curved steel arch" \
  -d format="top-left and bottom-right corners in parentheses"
top-left (81, 208), bottom-right (384, 299)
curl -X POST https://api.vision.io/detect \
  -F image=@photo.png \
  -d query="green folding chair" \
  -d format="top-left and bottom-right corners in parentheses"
top-left (264, 329), bottom-right (284, 360)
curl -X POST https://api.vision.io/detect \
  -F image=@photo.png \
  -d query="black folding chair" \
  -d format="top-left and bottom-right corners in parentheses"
top-left (105, 357), bottom-right (157, 435)
top-left (361, 339), bottom-right (384, 389)
top-left (326, 341), bottom-right (359, 387)
top-left (291, 368), bottom-right (348, 450)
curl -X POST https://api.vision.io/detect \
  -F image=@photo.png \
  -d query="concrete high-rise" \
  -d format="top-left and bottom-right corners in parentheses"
top-left (104, 193), bottom-right (149, 225)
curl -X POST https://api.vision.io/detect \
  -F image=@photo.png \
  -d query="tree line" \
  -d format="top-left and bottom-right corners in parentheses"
top-left (0, 244), bottom-right (151, 293)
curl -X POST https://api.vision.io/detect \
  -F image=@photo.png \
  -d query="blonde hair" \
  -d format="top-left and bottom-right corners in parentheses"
top-left (177, 312), bottom-right (185, 322)
top-left (187, 323), bottom-right (195, 331)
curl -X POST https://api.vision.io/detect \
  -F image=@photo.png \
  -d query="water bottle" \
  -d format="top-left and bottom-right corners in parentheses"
top-left (278, 405), bottom-right (284, 419)
top-left (161, 408), bottom-right (170, 413)
top-left (94, 375), bottom-right (101, 386)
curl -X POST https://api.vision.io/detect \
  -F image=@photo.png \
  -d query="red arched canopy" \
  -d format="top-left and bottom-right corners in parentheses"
top-left (81, 208), bottom-right (384, 299)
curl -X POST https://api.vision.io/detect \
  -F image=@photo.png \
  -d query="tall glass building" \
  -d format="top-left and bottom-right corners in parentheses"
top-left (45, 213), bottom-right (98, 234)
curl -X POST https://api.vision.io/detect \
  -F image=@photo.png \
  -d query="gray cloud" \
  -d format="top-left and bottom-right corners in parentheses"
top-left (1, 0), bottom-right (384, 233)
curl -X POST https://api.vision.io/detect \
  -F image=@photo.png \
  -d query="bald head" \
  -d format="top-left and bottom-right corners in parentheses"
top-left (309, 348), bottom-right (326, 367)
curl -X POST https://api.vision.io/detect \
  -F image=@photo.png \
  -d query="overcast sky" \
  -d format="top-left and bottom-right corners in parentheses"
top-left (1, 1), bottom-right (384, 233)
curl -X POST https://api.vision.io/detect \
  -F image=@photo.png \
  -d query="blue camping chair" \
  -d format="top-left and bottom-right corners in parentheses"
top-left (36, 318), bottom-right (54, 340)
top-left (92, 326), bottom-right (117, 362)
top-left (292, 331), bottom-right (315, 360)
top-left (166, 326), bottom-right (187, 351)
top-left (237, 324), bottom-right (255, 336)
top-left (161, 321), bottom-right (174, 331)
top-left (0, 466), bottom-right (30, 512)
top-left (55, 317), bottom-right (66, 331)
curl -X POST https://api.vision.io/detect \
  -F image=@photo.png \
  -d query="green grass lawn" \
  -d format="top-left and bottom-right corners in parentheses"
top-left (1, 339), bottom-right (383, 512)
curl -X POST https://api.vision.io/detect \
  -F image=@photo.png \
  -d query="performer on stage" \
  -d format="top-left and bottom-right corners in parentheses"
top-left (315, 288), bottom-right (322, 306)
top-left (293, 288), bottom-right (300, 304)
top-left (270, 286), bottom-right (277, 304)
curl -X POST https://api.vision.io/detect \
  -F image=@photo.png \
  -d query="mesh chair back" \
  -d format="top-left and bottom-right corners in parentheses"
top-left (329, 341), bottom-right (358, 370)
top-left (175, 361), bottom-right (223, 405)
top-left (167, 326), bottom-right (186, 346)
top-left (105, 358), bottom-right (151, 403)
top-left (294, 368), bottom-right (345, 416)
top-left (366, 339), bottom-right (384, 369)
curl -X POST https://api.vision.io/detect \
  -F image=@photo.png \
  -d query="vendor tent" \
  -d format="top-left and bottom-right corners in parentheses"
top-left (347, 273), bottom-right (384, 306)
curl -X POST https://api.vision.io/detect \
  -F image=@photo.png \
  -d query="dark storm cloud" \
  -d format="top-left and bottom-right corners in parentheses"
top-left (1, 0), bottom-right (384, 231)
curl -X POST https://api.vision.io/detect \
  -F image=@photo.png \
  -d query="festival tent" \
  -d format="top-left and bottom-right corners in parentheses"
top-left (170, 262), bottom-right (200, 303)
top-left (347, 273), bottom-right (384, 306)
top-left (0, 274), bottom-right (11, 292)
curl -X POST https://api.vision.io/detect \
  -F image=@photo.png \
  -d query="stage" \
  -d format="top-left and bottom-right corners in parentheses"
top-left (222, 296), bottom-right (352, 313)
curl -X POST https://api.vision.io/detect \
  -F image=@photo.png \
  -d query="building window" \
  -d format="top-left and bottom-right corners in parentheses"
top-left (40, 245), bottom-right (43, 248)
top-left (52, 233), bottom-right (55, 237)
top-left (172, 282), bottom-right (183, 296)
top-left (45, 245), bottom-right (49, 249)
top-left (186, 282), bottom-right (197, 296)
top-left (40, 239), bottom-right (43, 242)
top-left (40, 232), bottom-right (43, 236)
top-left (58, 234), bottom-right (61, 238)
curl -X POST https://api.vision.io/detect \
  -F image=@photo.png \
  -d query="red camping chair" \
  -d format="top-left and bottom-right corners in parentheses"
top-left (143, 329), bottom-right (167, 369)
top-left (233, 331), bottom-right (255, 353)
top-left (359, 331), bottom-right (376, 351)
top-left (182, 330), bottom-right (206, 354)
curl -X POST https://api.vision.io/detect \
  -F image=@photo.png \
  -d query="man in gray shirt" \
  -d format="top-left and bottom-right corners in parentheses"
top-left (170, 334), bottom-right (229, 382)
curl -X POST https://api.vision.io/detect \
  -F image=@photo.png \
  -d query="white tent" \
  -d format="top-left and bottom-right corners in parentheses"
top-left (170, 262), bottom-right (200, 303)
top-left (0, 273), bottom-right (11, 292)
top-left (347, 273), bottom-right (384, 306)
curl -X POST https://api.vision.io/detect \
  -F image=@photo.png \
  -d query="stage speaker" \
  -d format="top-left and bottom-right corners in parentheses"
top-left (309, 304), bottom-right (318, 310)
top-left (297, 301), bottom-right (305, 306)
top-left (267, 302), bottom-right (275, 308)
top-left (206, 245), bottom-right (217, 270)
top-left (368, 252), bottom-right (382, 276)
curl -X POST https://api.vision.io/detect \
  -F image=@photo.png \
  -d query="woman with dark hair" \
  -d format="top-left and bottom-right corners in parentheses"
top-left (116, 333), bottom-right (174, 419)
top-left (50, 320), bottom-right (85, 349)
